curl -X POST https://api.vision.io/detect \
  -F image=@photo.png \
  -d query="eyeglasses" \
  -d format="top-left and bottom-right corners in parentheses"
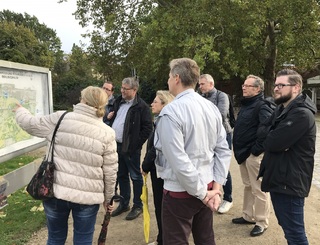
top-left (242, 84), bottom-right (257, 88)
top-left (273, 83), bottom-right (295, 89)
top-left (102, 87), bottom-right (112, 92)
top-left (121, 87), bottom-right (133, 91)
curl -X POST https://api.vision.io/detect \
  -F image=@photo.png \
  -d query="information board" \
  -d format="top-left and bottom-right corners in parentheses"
top-left (0, 60), bottom-right (53, 163)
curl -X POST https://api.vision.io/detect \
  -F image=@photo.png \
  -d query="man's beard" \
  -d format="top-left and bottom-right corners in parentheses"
top-left (274, 93), bottom-right (292, 105)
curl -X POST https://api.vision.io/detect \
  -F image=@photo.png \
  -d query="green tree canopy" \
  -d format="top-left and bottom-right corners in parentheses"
top-left (53, 44), bottom-right (101, 110)
top-left (0, 10), bottom-right (61, 54)
top-left (0, 21), bottom-right (54, 67)
top-left (60, 0), bottom-right (320, 96)
top-left (0, 10), bottom-right (62, 68)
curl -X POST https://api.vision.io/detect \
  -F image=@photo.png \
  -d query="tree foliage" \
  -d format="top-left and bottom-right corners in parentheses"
top-left (0, 10), bottom-right (61, 54)
top-left (0, 10), bottom-right (62, 68)
top-left (53, 44), bottom-right (101, 110)
top-left (47, 1), bottom-right (320, 97)
top-left (0, 21), bottom-right (54, 67)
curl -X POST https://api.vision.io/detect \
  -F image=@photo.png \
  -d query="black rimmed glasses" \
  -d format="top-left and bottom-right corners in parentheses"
top-left (273, 83), bottom-right (295, 89)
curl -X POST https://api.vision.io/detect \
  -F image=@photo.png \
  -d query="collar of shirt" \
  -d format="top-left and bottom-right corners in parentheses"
top-left (175, 88), bottom-right (195, 100)
top-left (121, 98), bottom-right (134, 104)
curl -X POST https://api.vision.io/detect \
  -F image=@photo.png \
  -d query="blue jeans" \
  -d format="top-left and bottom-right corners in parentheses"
top-left (117, 143), bottom-right (143, 208)
top-left (271, 192), bottom-right (308, 245)
top-left (43, 198), bottom-right (99, 245)
top-left (223, 132), bottom-right (233, 202)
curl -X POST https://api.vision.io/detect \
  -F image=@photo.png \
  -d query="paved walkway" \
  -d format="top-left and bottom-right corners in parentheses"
top-left (311, 114), bottom-right (320, 189)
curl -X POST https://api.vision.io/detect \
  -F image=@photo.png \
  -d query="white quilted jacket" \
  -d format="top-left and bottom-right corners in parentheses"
top-left (15, 103), bottom-right (118, 205)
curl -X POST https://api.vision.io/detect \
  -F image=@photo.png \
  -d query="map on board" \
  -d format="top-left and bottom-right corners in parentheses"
top-left (0, 83), bottom-right (36, 149)
top-left (0, 61), bottom-right (52, 162)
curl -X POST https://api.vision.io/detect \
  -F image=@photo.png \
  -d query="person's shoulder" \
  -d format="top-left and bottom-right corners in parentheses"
top-left (109, 96), bottom-right (116, 103)
top-left (217, 89), bottom-right (228, 99)
top-left (260, 97), bottom-right (276, 110)
top-left (114, 95), bottom-right (122, 104)
top-left (136, 96), bottom-right (149, 107)
top-left (160, 99), bottom-right (179, 115)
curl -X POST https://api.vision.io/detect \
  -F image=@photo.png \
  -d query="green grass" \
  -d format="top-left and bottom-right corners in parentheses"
top-left (0, 188), bottom-right (46, 245)
top-left (0, 156), bottom-right (39, 176)
top-left (0, 150), bottom-right (46, 244)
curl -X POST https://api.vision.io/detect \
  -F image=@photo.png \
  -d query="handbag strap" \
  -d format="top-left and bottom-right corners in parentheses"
top-left (47, 111), bottom-right (68, 162)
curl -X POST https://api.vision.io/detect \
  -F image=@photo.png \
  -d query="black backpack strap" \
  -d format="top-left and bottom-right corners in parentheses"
top-left (216, 90), bottom-right (221, 105)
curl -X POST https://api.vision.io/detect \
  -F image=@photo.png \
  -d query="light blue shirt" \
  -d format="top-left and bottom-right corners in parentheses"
top-left (154, 89), bottom-right (231, 200)
top-left (112, 100), bottom-right (133, 143)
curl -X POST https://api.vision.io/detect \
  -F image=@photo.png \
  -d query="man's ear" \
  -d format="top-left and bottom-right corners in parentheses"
top-left (175, 74), bottom-right (181, 84)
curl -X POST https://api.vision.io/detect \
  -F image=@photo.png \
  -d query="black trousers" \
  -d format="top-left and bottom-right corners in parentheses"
top-left (150, 168), bottom-right (164, 245)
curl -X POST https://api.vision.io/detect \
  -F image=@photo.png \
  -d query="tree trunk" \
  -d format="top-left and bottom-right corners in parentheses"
top-left (263, 20), bottom-right (277, 97)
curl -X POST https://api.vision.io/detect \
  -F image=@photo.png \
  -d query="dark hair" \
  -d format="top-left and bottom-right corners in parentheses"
top-left (103, 81), bottom-right (114, 91)
top-left (276, 69), bottom-right (302, 89)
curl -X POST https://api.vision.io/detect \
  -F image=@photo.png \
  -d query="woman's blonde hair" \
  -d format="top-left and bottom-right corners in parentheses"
top-left (156, 90), bottom-right (175, 106)
top-left (81, 86), bottom-right (108, 117)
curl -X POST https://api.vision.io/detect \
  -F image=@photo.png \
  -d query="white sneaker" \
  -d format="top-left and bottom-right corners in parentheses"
top-left (148, 242), bottom-right (158, 245)
top-left (218, 200), bottom-right (233, 214)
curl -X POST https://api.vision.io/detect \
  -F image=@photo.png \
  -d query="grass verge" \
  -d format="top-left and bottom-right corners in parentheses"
top-left (0, 188), bottom-right (46, 245)
top-left (0, 149), bottom-right (46, 244)
top-left (0, 155), bottom-right (39, 176)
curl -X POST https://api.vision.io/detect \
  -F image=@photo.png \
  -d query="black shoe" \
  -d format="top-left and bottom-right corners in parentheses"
top-left (125, 207), bottom-right (142, 220)
top-left (111, 205), bottom-right (130, 217)
top-left (250, 225), bottom-right (267, 237)
top-left (232, 217), bottom-right (256, 225)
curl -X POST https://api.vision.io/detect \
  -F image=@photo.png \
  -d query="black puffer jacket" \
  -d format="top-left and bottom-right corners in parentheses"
top-left (110, 94), bottom-right (153, 154)
top-left (233, 93), bottom-right (274, 164)
top-left (258, 94), bottom-right (317, 197)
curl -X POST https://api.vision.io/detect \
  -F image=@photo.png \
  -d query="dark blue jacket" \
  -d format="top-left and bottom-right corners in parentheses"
top-left (233, 93), bottom-right (274, 164)
top-left (258, 94), bottom-right (317, 197)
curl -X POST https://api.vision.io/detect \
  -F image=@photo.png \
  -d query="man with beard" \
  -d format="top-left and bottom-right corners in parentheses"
top-left (258, 69), bottom-right (317, 244)
top-left (232, 75), bottom-right (273, 237)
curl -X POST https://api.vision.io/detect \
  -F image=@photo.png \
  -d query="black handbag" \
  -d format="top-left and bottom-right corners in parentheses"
top-left (26, 111), bottom-right (68, 200)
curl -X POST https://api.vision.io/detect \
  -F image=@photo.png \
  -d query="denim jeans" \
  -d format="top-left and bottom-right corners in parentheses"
top-left (43, 198), bottom-right (99, 245)
top-left (271, 192), bottom-right (308, 245)
top-left (117, 143), bottom-right (143, 208)
top-left (223, 132), bottom-right (233, 202)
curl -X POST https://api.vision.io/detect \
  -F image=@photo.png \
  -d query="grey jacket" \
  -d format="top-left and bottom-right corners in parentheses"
top-left (201, 88), bottom-right (232, 133)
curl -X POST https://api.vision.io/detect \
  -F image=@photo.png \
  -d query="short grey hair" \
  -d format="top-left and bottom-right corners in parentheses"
top-left (200, 74), bottom-right (215, 86)
top-left (122, 77), bottom-right (139, 90)
top-left (246, 74), bottom-right (264, 92)
top-left (169, 58), bottom-right (200, 88)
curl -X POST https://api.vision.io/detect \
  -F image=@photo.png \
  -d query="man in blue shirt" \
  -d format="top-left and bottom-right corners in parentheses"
top-left (109, 77), bottom-right (152, 220)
